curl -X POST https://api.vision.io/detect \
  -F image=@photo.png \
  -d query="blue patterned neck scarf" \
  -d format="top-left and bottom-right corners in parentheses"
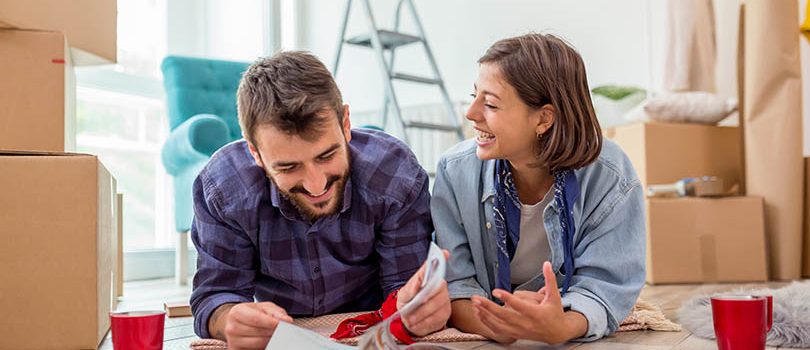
top-left (492, 159), bottom-right (579, 294)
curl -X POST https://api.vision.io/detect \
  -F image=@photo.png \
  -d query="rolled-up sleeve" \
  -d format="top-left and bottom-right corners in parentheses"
top-left (189, 172), bottom-right (256, 339)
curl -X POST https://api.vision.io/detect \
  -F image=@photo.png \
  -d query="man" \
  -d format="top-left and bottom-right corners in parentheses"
top-left (189, 51), bottom-right (450, 349)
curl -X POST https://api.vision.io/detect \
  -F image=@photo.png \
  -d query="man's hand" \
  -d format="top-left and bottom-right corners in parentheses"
top-left (470, 261), bottom-right (588, 345)
top-left (208, 302), bottom-right (293, 350)
top-left (396, 249), bottom-right (452, 337)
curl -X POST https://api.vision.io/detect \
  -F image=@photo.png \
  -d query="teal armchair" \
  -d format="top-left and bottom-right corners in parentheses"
top-left (160, 56), bottom-right (249, 283)
top-left (161, 56), bottom-right (248, 232)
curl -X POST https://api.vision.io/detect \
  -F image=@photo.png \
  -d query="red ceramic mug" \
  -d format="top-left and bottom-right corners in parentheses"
top-left (711, 295), bottom-right (773, 350)
top-left (110, 310), bottom-right (166, 350)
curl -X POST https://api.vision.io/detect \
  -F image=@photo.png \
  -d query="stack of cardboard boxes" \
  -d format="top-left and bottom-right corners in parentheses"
top-left (606, 122), bottom-right (769, 284)
top-left (0, 1), bottom-right (120, 349)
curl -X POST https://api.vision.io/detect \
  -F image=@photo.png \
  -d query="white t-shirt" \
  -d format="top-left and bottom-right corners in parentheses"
top-left (510, 190), bottom-right (553, 285)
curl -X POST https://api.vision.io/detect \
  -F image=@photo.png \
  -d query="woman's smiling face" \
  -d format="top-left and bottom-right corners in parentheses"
top-left (466, 62), bottom-right (544, 164)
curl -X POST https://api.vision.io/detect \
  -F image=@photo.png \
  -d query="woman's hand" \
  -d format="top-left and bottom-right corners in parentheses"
top-left (470, 261), bottom-right (588, 345)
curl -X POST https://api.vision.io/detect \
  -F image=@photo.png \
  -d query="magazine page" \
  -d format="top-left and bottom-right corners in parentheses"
top-left (266, 242), bottom-right (449, 350)
top-left (266, 321), bottom-right (355, 350)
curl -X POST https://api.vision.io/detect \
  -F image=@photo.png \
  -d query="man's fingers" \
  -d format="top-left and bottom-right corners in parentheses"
top-left (400, 249), bottom-right (451, 309)
top-left (398, 263), bottom-right (428, 308)
top-left (225, 334), bottom-right (271, 350)
top-left (402, 281), bottom-right (450, 335)
top-left (226, 320), bottom-right (276, 337)
top-left (405, 310), bottom-right (448, 336)
top-left (397, 277), bottom-right (419, 309)
top-left (256, 302), bottom-right (293, 323)
top-left (232, 305), bottom-right (283, 330)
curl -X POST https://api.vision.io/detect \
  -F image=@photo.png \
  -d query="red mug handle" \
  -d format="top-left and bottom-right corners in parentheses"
top-left (765, 295), bottom-right (773, 332)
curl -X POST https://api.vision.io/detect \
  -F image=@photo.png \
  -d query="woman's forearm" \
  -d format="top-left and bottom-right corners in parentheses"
top-left (561, 310), bottom-right (588, 341)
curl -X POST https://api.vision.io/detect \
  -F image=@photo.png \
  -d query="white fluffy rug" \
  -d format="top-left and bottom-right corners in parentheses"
top-left (677, 281), bottom-right (810, 348)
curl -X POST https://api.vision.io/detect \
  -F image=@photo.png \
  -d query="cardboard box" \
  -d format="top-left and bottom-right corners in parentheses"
top-left (116, 193), bottom-right (124, 300)
top-left (0, 151), bottom-right (115, 349)
top-left (164, 302), bottom-right (192, 318)
top-left (605, 122), bottom-right (743, 194)
top-left (804, 158), bottom-right (810, 278)
top-left (112, 191), bottom-right (123, 310)
top-left (0, 29), bottom-right (76, 152)
top-left (0, 0), bottom-right (116, 65)
top-left (646, 197), bottom-right (768, 284)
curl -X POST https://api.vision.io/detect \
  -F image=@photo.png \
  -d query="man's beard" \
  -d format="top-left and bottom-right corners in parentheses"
top-left (274, 168), bottom-right (350, 221)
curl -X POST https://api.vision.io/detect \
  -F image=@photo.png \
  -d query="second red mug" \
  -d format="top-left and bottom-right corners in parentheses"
top-left (110, 310), bottom-right (166, 350)
top-left (711, 295), bottom-right (773, 350)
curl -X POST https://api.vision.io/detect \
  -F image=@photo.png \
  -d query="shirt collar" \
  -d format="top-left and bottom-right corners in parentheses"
top-left (481, 158), bottom-right (567, 213)
top-left (339, 177), bottom-right (353, 213)
top-left (481, 159), bottom-right (496, 203)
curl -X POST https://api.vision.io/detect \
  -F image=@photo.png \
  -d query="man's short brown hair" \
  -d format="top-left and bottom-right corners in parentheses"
top-left (479, 33), bottom-right (602, 171)
top-left (237, 51), bottom-right (344, 144)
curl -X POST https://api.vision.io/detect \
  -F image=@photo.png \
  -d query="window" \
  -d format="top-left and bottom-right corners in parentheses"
top-left (76, 0), bottom-right (169, 251)
top-left (76, 0), bottom-right (278, 279)
top-left (76, 87), bottom-right (170, 249)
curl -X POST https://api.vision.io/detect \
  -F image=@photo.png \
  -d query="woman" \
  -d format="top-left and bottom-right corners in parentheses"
top-left (432, 33), bottom-right (645, 344)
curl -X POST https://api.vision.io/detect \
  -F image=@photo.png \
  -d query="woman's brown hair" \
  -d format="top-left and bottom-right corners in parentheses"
top-left (479, 33), bottom-right (602, 171)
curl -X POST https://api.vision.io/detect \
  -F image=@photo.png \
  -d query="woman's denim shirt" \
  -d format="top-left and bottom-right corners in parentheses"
top-left (432, 138), bottom-right (646, 342)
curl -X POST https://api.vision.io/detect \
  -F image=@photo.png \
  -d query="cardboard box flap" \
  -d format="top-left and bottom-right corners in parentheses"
top-left (0, 150), bottom-right (90, 157)
top-left (0, 0), bottom-right (117, 65)
top-left (0, 27), bottom-right (108, 65)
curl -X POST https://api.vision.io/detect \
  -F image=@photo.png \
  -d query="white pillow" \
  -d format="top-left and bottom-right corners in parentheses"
top-left (634, 92), bottom-right (737, 124)
top-left (592, 91), bottom-right (646, 128)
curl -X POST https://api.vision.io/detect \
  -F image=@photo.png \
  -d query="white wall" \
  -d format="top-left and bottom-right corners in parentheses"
top-left (167, 0), bottom-right (273, 61)
top-left (298, 0), bottom-right (656, 114)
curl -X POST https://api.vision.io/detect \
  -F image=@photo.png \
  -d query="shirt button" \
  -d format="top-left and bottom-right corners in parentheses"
top-left (486, 222), bottom-right (492, 229)
top-left (313, 266), bottom-right (320, 273)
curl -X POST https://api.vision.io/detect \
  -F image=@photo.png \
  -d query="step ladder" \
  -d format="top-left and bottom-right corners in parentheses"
top-left (332, 0), bottom-right (465, 144)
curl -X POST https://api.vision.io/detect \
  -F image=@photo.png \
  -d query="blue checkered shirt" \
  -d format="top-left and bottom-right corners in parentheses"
top-left (189, 129), bottom-right (433, 338)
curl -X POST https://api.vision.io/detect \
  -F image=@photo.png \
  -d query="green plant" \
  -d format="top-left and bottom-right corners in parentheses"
top-left (592, 85), bottom-right (645, 101)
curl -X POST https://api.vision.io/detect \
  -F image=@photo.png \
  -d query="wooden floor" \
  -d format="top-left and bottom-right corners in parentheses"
top-left (99, 279), bottom-right (809, 349)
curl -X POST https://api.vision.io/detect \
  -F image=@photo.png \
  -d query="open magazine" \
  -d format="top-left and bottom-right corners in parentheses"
top-left (266, 242), bottom-right (458, 350)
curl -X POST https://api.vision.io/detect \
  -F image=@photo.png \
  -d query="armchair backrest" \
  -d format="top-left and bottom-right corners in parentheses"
top-left (161, 56), bottom-right (249, 140)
